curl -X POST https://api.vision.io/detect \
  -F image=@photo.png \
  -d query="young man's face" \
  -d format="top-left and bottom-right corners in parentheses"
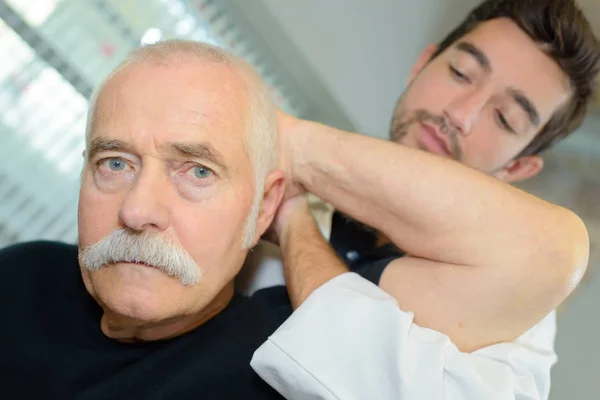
top-left (392, 18), bottom-right (573, 183)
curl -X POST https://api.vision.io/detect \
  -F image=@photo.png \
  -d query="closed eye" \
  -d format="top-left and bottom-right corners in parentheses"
top-left (496, 111), bottom-right (516, 134)
top-left (449, 66), bottom-right (471, 83)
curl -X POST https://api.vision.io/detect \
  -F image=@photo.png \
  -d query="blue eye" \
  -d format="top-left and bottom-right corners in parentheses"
top-left (107, 158), bottom-right (126, 171)
top-left (193, 166), bottom-right (212, 179)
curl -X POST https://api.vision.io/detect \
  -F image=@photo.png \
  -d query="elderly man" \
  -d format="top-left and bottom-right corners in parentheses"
top-left (0, 40), bottom-right (298, 399)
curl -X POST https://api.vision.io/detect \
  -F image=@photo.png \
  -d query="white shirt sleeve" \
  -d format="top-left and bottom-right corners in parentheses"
top-left (251, 272), bottom-right (558, 400)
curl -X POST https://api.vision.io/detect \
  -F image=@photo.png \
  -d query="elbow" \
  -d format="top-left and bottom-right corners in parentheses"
top-left (565, 211), bottom-right (590, 292)
top-left (550, 208), bottom-right (590, 299)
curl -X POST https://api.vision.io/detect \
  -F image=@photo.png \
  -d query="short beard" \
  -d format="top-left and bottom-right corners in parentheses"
top-left (79, 229), bottom-right (202, 286)
top-left (390, 102), bottom-right (463, 162)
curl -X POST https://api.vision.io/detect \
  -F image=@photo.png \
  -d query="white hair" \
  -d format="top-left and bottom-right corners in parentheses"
top-left (85, 40), bottom-right (278, 249)
top-left (80, 228), bottom-right (201, 286)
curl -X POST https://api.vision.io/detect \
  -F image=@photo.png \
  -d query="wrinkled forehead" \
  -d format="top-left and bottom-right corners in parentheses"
top-left (89, 61), bottom-right (253, 152)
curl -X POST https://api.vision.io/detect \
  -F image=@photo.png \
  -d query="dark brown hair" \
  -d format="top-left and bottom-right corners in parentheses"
top-left (433, 0), bottom-right (600, 157)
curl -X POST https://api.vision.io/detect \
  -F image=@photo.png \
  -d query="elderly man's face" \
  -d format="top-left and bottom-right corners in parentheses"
top-left (78, 60), bottom-right (264, 326)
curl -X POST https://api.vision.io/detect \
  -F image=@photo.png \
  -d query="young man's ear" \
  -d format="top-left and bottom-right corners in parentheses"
top-left (494, 156), bottom-right (544, 183)
top-left (408, 44), bottom-right (439, 84)
top-left (253, 170), bottom-right (286, 244)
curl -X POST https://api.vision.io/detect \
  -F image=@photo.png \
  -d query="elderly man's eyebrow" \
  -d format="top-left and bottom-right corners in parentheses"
top-left (456, 42), bottom-right (491, 72)
top-left (87, 138), bottom-right (130, 160)
top-left (168, 142), bottom-right (228, 171)
top-left (508, 88), bottom-right (540, 127)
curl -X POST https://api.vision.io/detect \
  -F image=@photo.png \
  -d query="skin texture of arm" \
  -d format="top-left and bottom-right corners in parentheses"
top-left (280, 116), bottom-right (589, 352)
top-left (274, 197), bottom-right (348, 309)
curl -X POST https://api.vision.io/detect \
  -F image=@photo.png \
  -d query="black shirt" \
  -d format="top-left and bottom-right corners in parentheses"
top-left (0, 221), bottom-right (395, 399)
top-left (0, 241), bottom-right (290, 400)
top-left (329, 210), bottom-right (405, 274)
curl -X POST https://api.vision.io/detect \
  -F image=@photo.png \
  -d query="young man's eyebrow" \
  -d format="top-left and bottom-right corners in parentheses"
top-left (508, 88), bottom-right (540, 127)
top-left (456, 42), bottom-right (491, 72)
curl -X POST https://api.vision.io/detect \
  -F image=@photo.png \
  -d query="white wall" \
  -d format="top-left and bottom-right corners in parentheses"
top-left (519, 116), bottom-right (600, 400)
top-left (244, 1), bottom-right (599, 399)
top-left (260, 0), bottom-right (480, 137)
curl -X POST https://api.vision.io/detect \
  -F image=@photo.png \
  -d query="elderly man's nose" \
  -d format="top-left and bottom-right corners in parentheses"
top-left (118, 175), bottom-right (169, 232)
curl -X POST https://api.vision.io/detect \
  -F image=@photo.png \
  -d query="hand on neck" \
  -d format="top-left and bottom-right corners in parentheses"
top-left (100, 285), bottom-right (235, 342)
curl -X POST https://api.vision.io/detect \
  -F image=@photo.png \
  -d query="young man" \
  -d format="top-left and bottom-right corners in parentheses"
top-left (251, 0), bottom-right (600, 399)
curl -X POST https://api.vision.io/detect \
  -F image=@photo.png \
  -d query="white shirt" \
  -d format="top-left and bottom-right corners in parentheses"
top-left (239, 250), bottom-right (557, 400)
top-left (240, 200), bottom-right (558, 399)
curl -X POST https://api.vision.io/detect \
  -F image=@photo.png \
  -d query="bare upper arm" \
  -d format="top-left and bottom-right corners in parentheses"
top-left (378, 250), bottom-right (585, 353)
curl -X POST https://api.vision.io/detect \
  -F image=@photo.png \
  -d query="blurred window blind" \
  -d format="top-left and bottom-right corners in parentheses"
top-left (0, 0), bottom-right (308, 248)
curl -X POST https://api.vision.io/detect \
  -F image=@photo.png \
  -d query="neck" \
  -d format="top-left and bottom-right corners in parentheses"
top-left (100, 284), bottom-right (235, 342)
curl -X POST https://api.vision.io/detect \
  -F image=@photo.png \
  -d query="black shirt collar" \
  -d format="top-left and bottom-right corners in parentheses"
top-left (329, 211), bottom-right (405, 268)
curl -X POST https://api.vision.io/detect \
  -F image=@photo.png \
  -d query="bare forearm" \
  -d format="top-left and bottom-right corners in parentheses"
top-left (291, 120), bottom-right (588, 273)
top-left (279, 207), bottom-right (348, 309)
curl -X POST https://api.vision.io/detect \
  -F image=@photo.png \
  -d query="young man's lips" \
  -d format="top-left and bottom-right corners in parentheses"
top-left (418, 122), bottom-right (451, 156)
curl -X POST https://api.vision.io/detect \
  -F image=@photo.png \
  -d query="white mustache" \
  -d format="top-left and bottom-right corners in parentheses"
top-left (79, 229), bottom-right (202, 286)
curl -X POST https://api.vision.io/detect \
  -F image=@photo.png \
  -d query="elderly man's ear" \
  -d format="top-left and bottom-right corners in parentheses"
top-left (252, 170), bottom-right (286, 245)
